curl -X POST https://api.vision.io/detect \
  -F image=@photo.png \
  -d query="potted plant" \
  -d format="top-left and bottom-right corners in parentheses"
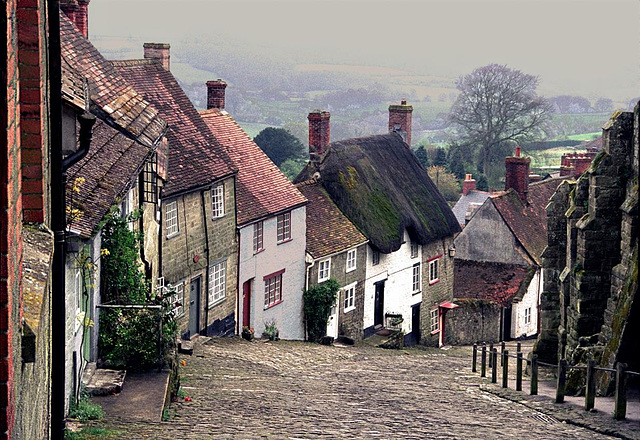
top-left (241, 326), bottom-right (255, 341)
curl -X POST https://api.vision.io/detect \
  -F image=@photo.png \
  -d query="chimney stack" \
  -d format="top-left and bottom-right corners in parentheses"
top-left (388, 99), bottom-right (413, 146)
top-left (60, 0), bottom-right (91, 38)
top-left (504, 146), bottom-right (530, 204)
top-left (308, 110), bottom-right (330, 162)
top-left (143, 43), bottom-right (170, 71)
top-left (462, 174), bottom-right (476, 196)
top-left (206, 80), bottom-right (227, 110)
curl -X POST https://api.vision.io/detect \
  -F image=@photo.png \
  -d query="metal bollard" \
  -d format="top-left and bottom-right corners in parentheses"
top-left (472, 344), bottom-right (477, 373)
top-left (491, 348), bottom-right (498, 383)
top-left (489, 343), bottom-right (494, 368)
top-left (614, 363), bottom-right (628, 420)
top-left (502, 350), bottom-right (509, 388)
top-left (556, 359), bottom-right (567, 403)
top-left (516, 351), bottom-right (523, 391)
top-left (481, 345), bottom-right (487, 378)
top-left (530, 354), bottom-right (538, 395)
top-left (500, 341), bottom-right (505, 366)
top-left (585, 360), bottom-right (596, 411)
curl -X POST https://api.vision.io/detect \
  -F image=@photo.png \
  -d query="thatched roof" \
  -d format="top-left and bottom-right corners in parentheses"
top-left (295, 133), bottom-right (460, 253)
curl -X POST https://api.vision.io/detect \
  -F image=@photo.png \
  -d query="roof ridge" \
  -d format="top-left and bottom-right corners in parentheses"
top-left (111, 59), bottom-right (158, 67)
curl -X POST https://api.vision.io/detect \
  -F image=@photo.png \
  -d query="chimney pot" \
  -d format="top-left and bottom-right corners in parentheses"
top-left (143, 43), bottom-right (170, 71)
top-left (206, 79), bottom-right (228, 110)
top-left (61, 0), bottom-right (91, 38)
top-left (308, 110), bottom-right (331, 162)
top-left (388, 100), bottom-right (413, 146)
top-left (515, 145), bottom-right (521, 157)
top-left (505, 148), bottom-right (530, 204)
top-left (462, 174), bottom-right (476, 196)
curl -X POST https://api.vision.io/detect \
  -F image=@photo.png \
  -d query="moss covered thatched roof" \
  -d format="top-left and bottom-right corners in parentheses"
top-left (295, 133), bottom-right (460, 253)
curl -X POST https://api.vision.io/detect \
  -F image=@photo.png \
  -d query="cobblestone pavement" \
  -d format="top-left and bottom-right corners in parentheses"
top-left (101, 338), bottom-right (623, 439)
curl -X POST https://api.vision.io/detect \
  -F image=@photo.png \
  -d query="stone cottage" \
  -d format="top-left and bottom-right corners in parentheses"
top-left (114, 46), bottom-right (240, 339)
top-left (200, 81), bottom-right (308, 340)
top-left (295, 103), bottom-right (461, 346)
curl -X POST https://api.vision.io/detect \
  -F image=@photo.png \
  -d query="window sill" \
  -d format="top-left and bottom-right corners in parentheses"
top-left (429, 278), bottom-right (440, 286)
top-left (208, 297), bottom-right (226, 309)
top-left (277, 238), bottom-right (292, 245)
top-left (264, 299), bottom-right (283, 310)
top-left (412, 290), bottom-right (421, 295)
top-left (211, 215), bottom-right (225, 221)
top-left (254, 248), bottom-right (265, 255)
top-left (344, 306), bottom-right (355, 314)
top-left (318, 277), bottom-right (330, 284)
top-left (430, 329), bottom-right (440, 335)
top-left (345, 267), bottom-right (356, 274)
top-left (166, 231), bottom-right (180, 240)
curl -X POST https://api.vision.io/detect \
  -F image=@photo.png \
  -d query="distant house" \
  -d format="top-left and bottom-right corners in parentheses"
top-left (60, 13), bottom-right (167, 411)
top-left (453, 147), bottom-right (563, 341)
top-left (114, 45), bottom-right (239, 339)
top-left (451, 174), bottom-right (492, 227)
top-left (199, 81), bottom-right (308, 340)
top-left (295, 179), bottom-right (368, 341)
top-left (295, 103), bottom-right (461, 346)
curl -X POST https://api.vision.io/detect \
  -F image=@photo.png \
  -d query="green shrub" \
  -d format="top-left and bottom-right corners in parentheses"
top-left (68, 392), bottom-right (104, 422)
top-left (304, 279), bottom-right (340, 342)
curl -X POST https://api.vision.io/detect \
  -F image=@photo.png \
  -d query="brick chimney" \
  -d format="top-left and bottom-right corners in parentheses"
top-left (504, 146), bottom-right (530, 204)
top-left (388, 99), bottom-right (413, 146)
top-left (308, 110), bottom-right (330, 162)
top-left (206, 80), bottom-right (227, 110)
top-left (143, 43), bottom-right (170, 71)
top-left (60, 0), bottom-right (91, 38)
top-left (462, 174), bottom-right (476, 196)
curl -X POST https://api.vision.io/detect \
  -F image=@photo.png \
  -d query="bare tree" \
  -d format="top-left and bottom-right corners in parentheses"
top-left (449, 64), bottom-right (552, 174)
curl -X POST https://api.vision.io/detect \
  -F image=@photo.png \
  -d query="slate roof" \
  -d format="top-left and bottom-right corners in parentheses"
top-left (199, 108), bottom-right (306, 226)
top-left (61, 59), bottom-right (88, 111)
top-left (66, 119), bottom-right (153, 238)
top-left (59, 12), bottom-right (166, 148)
top-left (491, 177), bottom-right (564, 265)
top-left (454, 259), bottom-right (535, 306)
top-left (114, 60), bottom-right (236, 197)
top-left (295, 179), bottom-right (367, 258)
top-left (295, 133), bottom-right (461, 253)
top-left (452, 190), bottom-right (492, 226)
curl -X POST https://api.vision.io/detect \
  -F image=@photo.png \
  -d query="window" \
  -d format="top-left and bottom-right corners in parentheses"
top-left (165, 200), bottom-right (179, 237)
top-left (346, 249), bottom-right (357, 273)
top-left (142, 152), bottom-right (158, 204)
top-left (429, 257), bottom-right (440, 284)
top-left (277, 211), bottom-right (291, 243)
top-left (253, 221), bottom-right (264, 254)
top-left (208, 260), bottom-right (226, 304)
top-left (372, 249), bottom-right (380, 266)
top-left (524, 307), bottom-right (531, 325)
top-left (343, 283), bottom-right (356, 312)
top-left (318, 258), bottom-right (331, 282)
top-left (430, 308), bottom-right (439, 333)
top-left (264, 271), bottom-right (284, 308)
top-left (211, 184), bottom-right (225, 218)
top-left (168, 281), bottom-right (185, 317)
top-left (410, 241), bottom-right (419, 259)
top-left (412, 263), bottom-right (421, 293)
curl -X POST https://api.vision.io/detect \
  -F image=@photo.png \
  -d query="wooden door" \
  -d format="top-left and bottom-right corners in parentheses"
top-left (242, 279), bottom-right (251, 328)
top-left (189, 277), bottom-right (201, 338)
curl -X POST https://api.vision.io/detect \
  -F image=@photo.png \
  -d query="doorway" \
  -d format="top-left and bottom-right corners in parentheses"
top-left (189, 277), bottom-right (201, 338)
top-left (242, 279), bottom-right (252, 328)
top-left (374, 281), bottom-right (385, 327)
top-left (411, 304), bottom-right (421, 345)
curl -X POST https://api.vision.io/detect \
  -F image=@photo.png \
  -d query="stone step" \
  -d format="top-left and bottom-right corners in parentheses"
top-left (82, 363), bottom-right (126, 396)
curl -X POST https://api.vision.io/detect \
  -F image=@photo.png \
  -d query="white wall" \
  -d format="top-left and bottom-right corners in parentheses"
top-left (363, 230), bottom-right (422, 335)
top-left (511, 269), bottom-right (541, 338)
top-left (238, 206), bottom-right (306, 340)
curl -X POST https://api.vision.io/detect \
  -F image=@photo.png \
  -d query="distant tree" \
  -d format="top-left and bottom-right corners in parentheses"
top-left (449, 64), bottom-right (552, 175)
top-left (475, 174), bottom-right (489, 192)
top-left (548, 95), bottom-right (593, 114)
top-left (279, 159), bottom-right (306, 181)
top-left (447, 144), bottom-right (466, 179)
top-left (282, 121), bottom-right (308, 145)
top-left (414, 146), bottom-right (430, 169)
top-left (593, 98), bottom-right (614, 113)
top-left (254, 127), bottom-right (307, 167)
top-left (433, 147), bottom-right (448, 167)
top-left (427, 166), bottom-right (460, 202)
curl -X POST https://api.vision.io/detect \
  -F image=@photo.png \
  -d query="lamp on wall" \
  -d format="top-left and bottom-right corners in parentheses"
top-left (448, 246), bottom-right (456, 258)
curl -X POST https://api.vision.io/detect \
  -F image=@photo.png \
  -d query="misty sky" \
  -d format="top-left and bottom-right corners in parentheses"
top-left (90, 0), bottom-right (639, 100)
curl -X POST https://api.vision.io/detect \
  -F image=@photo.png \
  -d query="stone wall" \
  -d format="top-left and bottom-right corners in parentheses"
top-left (446, 299), bottom-right (501, 345)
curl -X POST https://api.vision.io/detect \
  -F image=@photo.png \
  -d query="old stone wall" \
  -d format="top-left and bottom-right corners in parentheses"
top-left (446, 299), bottom-right (501, 345)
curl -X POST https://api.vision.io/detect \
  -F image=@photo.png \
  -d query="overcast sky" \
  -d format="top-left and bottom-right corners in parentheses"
top-left (89, 0), bottom-right (639, 100)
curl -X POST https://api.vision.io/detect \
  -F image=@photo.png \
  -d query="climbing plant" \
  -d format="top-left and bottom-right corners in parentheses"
top-left (303, 279), bottom-right (340, 342)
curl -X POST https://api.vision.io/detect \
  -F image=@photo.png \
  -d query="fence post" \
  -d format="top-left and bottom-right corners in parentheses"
top-left (502, 350), bottom-right (509, 388)
top-left (481, 345), bottom-right (487, 378)
top-left (585, 359), bottom-right (596, 411)
top-left (530, 354), bottom-right (538, 395)
top-left (500, 341), bottom-right (505, 366)
top-left (614, 363), bottom-right (627, 420)
top-left (556, 359), bottom-right (567, 403)
top-left (516, 342), bottom-right (521, 354)
top-left (489, 343), bottom-right (494, 368)
top-left (472, 344), bottom-right (477, 373)
top-left (516, 351), bottom-right (523, 391)
top-left (491, 349), bottom-right (498, 383)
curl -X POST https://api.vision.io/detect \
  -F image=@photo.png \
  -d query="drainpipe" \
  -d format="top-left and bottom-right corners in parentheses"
top-left (304, 253), bottom-right (315, 341)
top-left (200, 190), bottom-right (211, 334)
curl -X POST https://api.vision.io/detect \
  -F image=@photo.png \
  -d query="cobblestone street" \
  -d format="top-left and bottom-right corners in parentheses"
top-left (102, 339), bottom-right (622, 439)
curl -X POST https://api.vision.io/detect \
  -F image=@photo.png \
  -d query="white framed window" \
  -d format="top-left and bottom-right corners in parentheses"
top-left (372, 249), bottom-right (380, 266)
top-left (253, 221), bottom-right (264, 254)
top-left (412, 263), bottom-right (421, 293)
top-left (343, 282), bottom-right (356, 312)
top-left (165, 200), bottom-right (179, 237)
top-left (208, 260), bottom-right (226, 304)
top-left (524, 307), bottom-right (531, 324)
top-left (346, 248), bottom-right (357, 273)
top-left (211, 183), bottom-right (225, 218)
top-left (430, 308), bottom-right (439, 333)
top-left (318, 258), bottom-right (331, 282)
top-left (264, 270), bottom-right (283, 308)
top-left (429, 257), bottom-right (440, 284)
top-left (277, 211), bottom-right (291, 243)
top-left (168, 281), bottom-right (185, 317)
top-left (410, 241), bottom-right (419, 259)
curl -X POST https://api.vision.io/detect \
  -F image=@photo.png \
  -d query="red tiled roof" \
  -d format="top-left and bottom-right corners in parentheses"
top-left (454, 259), bottom-right (535, 306)
top-left (491, 177), bottom-right (564, 265)
top-left (60, 12), bottom-right (166, 148)
top-left (66, 119), bottom-right (152, 238)
top-left (295, 179), bottom-right (367, 258)
top-left (113, 60), bottom-right (236, 197)
top-left (199, 109), bottom-right (306, 226)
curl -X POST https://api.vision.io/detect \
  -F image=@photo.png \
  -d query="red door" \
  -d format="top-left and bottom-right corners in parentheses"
top-left (242, 280), bottom-right (251, 327)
